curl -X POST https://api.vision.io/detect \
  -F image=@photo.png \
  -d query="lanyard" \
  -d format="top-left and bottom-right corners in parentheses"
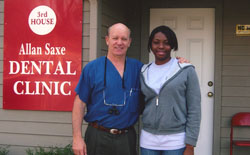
top-left (104, 56), bottom-right (126, 89)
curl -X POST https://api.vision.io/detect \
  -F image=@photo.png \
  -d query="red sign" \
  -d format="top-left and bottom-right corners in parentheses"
top-left (3, 0), bottom-right (82, 111)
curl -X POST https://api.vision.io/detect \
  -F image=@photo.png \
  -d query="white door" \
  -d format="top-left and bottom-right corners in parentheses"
top-left (150, 8), bottom-right (215, 155)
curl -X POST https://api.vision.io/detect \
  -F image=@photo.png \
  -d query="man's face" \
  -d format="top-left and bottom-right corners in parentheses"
top-left (105, 24), bottom-right (131, 57)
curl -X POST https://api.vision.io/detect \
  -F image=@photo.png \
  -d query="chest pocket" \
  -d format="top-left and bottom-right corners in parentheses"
top-left (128, 88), bottom-right (140, 113)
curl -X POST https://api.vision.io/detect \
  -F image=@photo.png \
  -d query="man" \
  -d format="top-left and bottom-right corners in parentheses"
top-left (72, 23), bottom-right (143, 155)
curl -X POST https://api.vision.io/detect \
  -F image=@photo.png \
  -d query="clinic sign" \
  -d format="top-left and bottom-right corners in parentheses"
top-left (3, 0), bottom-right (82, 111)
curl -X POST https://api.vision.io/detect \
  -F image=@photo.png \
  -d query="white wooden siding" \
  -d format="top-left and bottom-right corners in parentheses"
top-left (221, 0), bottom-right (250, 154)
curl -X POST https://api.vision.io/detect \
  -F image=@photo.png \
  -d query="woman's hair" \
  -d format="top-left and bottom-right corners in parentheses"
top-left (148, 25), bottom-right (178, 52)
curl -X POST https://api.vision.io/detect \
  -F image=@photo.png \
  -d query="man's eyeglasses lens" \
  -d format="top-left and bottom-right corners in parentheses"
top-left (108, 106), bottom-right (120, 115)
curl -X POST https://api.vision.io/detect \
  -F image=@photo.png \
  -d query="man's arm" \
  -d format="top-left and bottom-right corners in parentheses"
top-left (72, 95), bottom-right (87, 155)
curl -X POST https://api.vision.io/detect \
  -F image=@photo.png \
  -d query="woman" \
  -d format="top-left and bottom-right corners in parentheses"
top-left (140, 25), bottom-right (201, 155)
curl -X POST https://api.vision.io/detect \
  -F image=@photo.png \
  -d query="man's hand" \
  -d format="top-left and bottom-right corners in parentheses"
top-left (72, 137), bottom-right (87, 155)
top-left (184, 144), bottom-right (194, 155)
top-left (176, 56), bottom-right (190, 63)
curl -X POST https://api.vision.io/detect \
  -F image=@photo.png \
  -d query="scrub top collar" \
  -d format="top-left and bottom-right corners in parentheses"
top-left (104, 56), bottom-right (127, 89)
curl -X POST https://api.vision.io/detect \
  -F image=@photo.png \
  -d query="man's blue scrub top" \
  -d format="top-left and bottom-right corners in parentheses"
top-left (75, 56), bottom-right (143, 129)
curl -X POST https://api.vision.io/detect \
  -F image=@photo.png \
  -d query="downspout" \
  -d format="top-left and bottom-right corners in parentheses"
top-left (89, 0), bottom-right (98, 61)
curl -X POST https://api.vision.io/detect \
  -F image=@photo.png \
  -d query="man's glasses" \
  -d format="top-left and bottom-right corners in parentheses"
top-left (103, 90), bottom-right (127, 115)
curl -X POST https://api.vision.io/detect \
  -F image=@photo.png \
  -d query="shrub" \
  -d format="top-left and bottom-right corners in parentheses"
top-left (26, 144), bottom-right (73, 155)
top-left (0, 145), bottom-right (9, 155)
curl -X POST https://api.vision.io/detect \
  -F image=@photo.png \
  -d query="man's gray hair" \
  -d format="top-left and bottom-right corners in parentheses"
top-left (106, 23), bottom-right (131, 37)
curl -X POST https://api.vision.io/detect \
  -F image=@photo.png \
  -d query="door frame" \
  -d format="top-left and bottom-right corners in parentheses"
top-left (140, 6), bottom-right (223, 155)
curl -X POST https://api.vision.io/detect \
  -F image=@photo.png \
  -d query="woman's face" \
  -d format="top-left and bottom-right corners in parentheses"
top-left (151, 32), bottom-right (172, 65)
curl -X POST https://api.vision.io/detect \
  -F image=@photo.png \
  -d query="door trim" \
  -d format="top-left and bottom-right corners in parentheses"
top-left (212, 6), bottom-right (223, 155)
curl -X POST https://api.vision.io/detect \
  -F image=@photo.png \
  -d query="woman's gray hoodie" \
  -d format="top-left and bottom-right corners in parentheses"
top-left (140, 60), bottom-right (201, 146)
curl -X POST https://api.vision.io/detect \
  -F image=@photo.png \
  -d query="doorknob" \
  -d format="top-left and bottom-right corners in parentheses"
top-left (207, 92), bottom-right (214, 97)
top-left (208, 81), bottom-right (213, 87)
